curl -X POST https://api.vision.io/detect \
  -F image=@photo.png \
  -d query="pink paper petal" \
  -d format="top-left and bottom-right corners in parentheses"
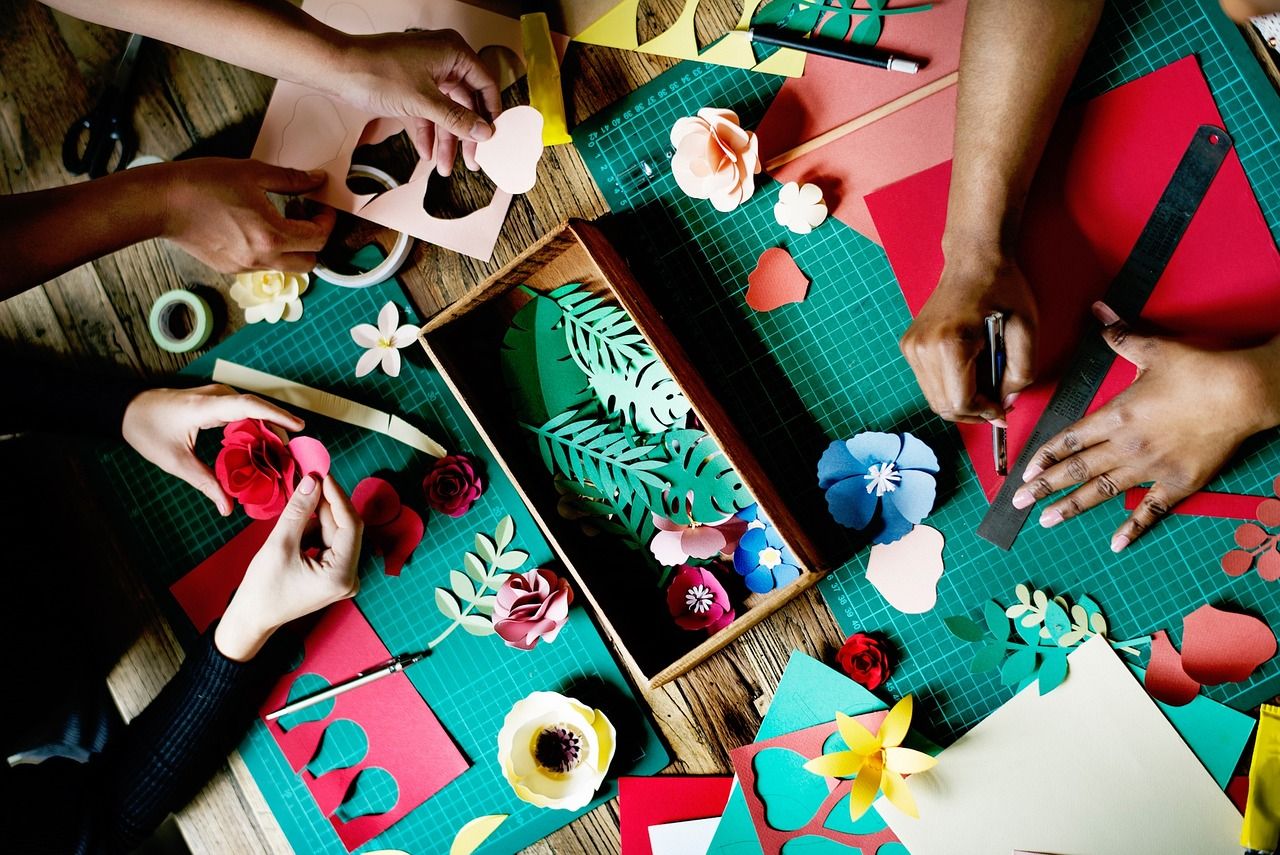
top-left (1180, 604), bottom-right (1278, 685)
top-left (287, 436), bottom-right (331, 479)
top-left (369, 506), bottom-right (425, 577)
top-left (351, 477), bottom-right (402, 527)
top-left (746, 247), bottom-right (809, 312)
top-left (650, 529), bottom-right (689, 567)
top-left (1145, 630), bottom-right (1201, 706)
top-left (682, 525), bottom-right (728, 560)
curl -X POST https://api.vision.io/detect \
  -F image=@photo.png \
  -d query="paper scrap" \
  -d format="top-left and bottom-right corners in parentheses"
top-left (875, 636), bottom-right (1244, 855)
top-left (746, 247), bottom-right (809, 312)
top-left (521, 12), bottom-right (572, 146)
top-left (449, 814), bottom-right (509, 855)
top-left (648, 816), bottom-right (722, 855)
top-left (864, 524), bottom-right (944, 614)
top-left (474, 105), bottom-right (545, 194)
top-left (1145, 630), bottom-right (1201, 706)
top-left (351, 476), bottom-right (425, 577)
top-left (212, 359), bottom-right (447, 457)
top-left (1181, 604), bottom-right (1278, 685)
top-left (620, 776), bottom-right (734, 855)
top-left (1124, 487), bottom-right (1268, 520)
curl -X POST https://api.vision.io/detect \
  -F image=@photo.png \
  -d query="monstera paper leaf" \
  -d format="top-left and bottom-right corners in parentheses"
top-left (588, 358), bottom-right (691, 434)
top-left (652, 429), bottom-right (753, 525)
top-left (500, 290), bottom-right (593, 426)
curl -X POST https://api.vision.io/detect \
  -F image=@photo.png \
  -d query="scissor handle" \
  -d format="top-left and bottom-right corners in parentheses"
top-left (62, 99), bottom-right (138, 178)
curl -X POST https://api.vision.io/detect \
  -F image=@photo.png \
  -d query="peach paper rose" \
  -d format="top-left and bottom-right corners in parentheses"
top-left (670, 108), bottom-right (760, 212)
top-left (494, 569), bottom-right (574, 651)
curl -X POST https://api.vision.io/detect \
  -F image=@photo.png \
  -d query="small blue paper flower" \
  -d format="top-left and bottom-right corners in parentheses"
top-left (817, 431), bottom-right (939, 545)
top-left (733, 505), bottom-right (802, 594)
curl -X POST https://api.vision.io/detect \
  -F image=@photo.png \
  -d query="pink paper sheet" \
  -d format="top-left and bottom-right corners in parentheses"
top-left (866, 56), bottom-right (1280, 501)
top-left (756, 0), bottom-right (967, 243)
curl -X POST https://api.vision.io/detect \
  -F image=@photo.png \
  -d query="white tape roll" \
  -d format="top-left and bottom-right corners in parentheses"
top-left (315, 164), bottom-right (414, 288)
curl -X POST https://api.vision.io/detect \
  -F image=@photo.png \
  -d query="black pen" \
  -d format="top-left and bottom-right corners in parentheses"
top-left (986, 312), bottom-right (1008, 476)
top-left (748, 24), bottom-right (920, 74)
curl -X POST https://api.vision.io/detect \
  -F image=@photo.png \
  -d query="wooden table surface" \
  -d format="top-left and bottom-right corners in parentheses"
top-left (2, 2), bottom-right (1278, 853)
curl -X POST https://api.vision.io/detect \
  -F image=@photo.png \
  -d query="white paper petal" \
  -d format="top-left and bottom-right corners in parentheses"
top-left (354, 347), bottom-right (382, 378)
top-left (798, 182), bottom-right (824, 205)
top-left (377, 301), bottom-right (399, 338)
top-left (390, 324), bottom-right (419, 349)
top-left (805, 202), bottom-right (829, 228)
top-left (243, 304), bottom-right (267, 324)
top-left (259, 300), bottom-right (286, 324)
top-left (282, 298), bottom-right (304, 322)
top-left (381, 346), bottom-right (402, 377)
top-left (351, 324), bottom-right (381, 347)
top-left (779, 181), bottom-right (800, 204)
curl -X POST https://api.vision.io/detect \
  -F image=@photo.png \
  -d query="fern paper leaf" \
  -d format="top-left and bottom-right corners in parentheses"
top-left (524, 414), bottom-right (669, 510)
top-left (500, 294), bottom-right (593, 426)
top-left (550, 283), bottom-right (651, 374)
top-left (589, 358), bottom-right (691, 434)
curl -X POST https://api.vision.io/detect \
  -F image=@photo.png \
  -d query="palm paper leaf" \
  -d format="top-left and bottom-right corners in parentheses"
top-left (588, 358), bottom-right (691, 434)
top-left (524, 411), bottom-right (669, 510)
top-left (651, 429), bottom-right (753, 525)
top-left (500, 290), bottom-right (593, 426)
top-left (555, 474), bottom-right (659, 551)
top-left (548, 283), bottom-right (650, 375)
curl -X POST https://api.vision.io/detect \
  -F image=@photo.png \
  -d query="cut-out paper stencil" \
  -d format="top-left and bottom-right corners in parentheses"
top-left (352, 301), bottom-right (419, 378)
top-left (351, 477), bottom-right (425, 577)
top-left (449, 814), bottom-right (509, 855)
top-left (474, 105), bottom-right (545, 194)
top-left (774, 182), bottom-right (828, 235)
top-left (619, 776), bottom-right (734, 855)
top-left (864, 524), bottom-right (944, 614)
top-left (252, 0), bottom-right (567, 261)
top-left (747, 247), bottom-right (810, 312)
top-left (818, 432), bottom-right (938, 545)
top-left (1220, 474), bottom-right (1280, 581)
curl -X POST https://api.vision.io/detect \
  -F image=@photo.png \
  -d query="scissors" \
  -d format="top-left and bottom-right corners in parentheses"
top-left (62, 33), bottom-right (144, 178)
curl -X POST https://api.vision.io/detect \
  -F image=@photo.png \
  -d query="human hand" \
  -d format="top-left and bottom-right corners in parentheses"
top-left (333, 28), bottom-right (501, 176)
top-left (216, 475), bottom-right (363, 661)
top-left (158, 158), bottom-right (338, 273)
top-left (1012, 302), bottom-right (1280, 552)
top-left (122, 384), bottom-right (304, 516)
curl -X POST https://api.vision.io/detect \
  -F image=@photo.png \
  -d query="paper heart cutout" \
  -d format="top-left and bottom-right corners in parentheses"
top-left (475, 105), bottom-right (545, 194)
top-left (865, 524), bottom-right (945, 614)
top-left (746, 247), bottom-right (810, 312)
top-left (754, 747), bottom-right (830, 832)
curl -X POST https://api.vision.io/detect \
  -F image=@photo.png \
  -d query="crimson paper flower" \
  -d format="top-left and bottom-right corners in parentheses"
top-left (423, 453), bottom-right (484, 518)
top-left (836, 632), bottom-right (894, 691)
top-left (666, 564), bottom-right (735, 634)
top-left (215, 419), bottom-right (297, 519)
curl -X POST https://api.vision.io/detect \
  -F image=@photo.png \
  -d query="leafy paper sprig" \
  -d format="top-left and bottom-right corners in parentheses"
top-left (1221, 475), bottom-right (1280, 581)
top-left (429, 515), bottom-right (529, 648)
top-left (944, 584), bottom-right (1149, 695)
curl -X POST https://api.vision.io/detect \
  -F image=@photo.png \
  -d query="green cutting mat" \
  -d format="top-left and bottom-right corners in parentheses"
top-left (97, 249), bottom-right (668, 854)
top-left (576, 0), bottom-right (1280, 742)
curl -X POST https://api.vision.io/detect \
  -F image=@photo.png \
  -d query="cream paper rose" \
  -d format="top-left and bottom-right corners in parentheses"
top-left (670, 108), bottom-right (760, 212)
top-left (496, 691), bottom-right (616, 810)
top-left (229, 270), bottom-right (308, 324)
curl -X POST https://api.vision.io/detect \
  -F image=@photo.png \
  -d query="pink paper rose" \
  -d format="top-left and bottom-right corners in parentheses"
top-left (670, 107), bottom-right (760, 212)
top-left (215, 419), bottom-right (297, 519)
top-left (422, 453), bottom-right (484, 518)
top-left (666, 564), bottom-right (735, 634)
top-left (494, 569), bottom-right (574, 651)
top-left (649, 513), bottom-right (748, 567)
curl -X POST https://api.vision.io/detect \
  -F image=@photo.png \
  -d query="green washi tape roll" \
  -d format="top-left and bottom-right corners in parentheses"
top-left (149, 289), bottom-right (212, 353)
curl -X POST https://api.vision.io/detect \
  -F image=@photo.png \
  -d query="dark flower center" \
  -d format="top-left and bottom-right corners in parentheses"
top-left (534, 726), bottom-right (582, 774)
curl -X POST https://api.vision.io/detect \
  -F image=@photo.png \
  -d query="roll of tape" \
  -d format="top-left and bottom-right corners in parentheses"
top-left (315, 164), bottom-right (414, 288)
top-left (149, 289), bottom-right (212, 353)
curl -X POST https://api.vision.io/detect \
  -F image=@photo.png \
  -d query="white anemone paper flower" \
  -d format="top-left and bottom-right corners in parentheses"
top-left (497, 691), bottom-right (616, 810)
top-left (351, 301), bottom-right (419, 378)
top-left (773, 181), bottom-right (829, 234)
top-left (230, 270), bottom-right (308, 324)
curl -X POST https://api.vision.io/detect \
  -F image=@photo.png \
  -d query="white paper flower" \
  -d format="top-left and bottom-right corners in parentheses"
top-left (496, 691), bottom-right (616, 810)
top-left (230, 270), bottom-right (308, 324)
top-left (773, 182), bottom-right (828, 235)
top-left (351, 301), bottom-right (419, 378)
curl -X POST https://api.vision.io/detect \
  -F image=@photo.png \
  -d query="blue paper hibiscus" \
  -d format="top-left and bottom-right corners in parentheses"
top-left (732, 504), bottom-right (802, 594)
top-left (817, 431), bottom-right (939, 545)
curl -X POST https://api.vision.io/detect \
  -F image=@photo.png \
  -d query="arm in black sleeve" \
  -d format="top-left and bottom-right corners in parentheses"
top-left (0, 357), bottom-right (146, 439)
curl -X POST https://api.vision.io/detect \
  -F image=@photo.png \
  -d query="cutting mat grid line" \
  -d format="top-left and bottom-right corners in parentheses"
top-left (98, 260), bottom-right (667, 855)
top-left (577, 0), bottom-right (1280, 743)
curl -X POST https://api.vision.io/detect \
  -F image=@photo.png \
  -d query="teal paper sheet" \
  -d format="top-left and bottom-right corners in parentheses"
top-left (96, 249), bottom-right (668, 854)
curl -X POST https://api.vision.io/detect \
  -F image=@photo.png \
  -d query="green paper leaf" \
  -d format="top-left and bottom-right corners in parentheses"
top-left (554, 474), bottom-right (658, 551)
top-left (496, 549), bottom-right (529, 571)
top-left (495, 515), bottom-right (515, 551)
top-left (944, 615), bottom-right (985, 643)
top-left (500, 293), bottom-right (593, 426)
top-left (474, 533), bottom-right (497, 563)
top-left (450, 570), bottom-right (476, 602)
top-left (588, 358), bottom-right (691, 434)
top-left (473, 594), bottom-right (497, 615)
top-left (970, 641), bottom-right (1006, 673)
top-left (1037, 650), bottom-right (1070, 694)
top-left (435, 588), bottom-right (462, 621)
top-left (983, 600), bottom-right (1009, 639)
top-left (1014, 616), bottom-right (1041, 646)
top-left (651, 429), bottom-right (752, 525)
top-left (463, 553), bottom-right (487, 584)
top-left (549, 283), bottom-right (651, 375)
top-left (461, 614), bottom-right (495, 636)
top-left (1044, 599), bottom-right (1073, 642)
top-left (1000, 647), bottom-right (1038, 686)
top-left (524, 411), bottom-right (669, 510)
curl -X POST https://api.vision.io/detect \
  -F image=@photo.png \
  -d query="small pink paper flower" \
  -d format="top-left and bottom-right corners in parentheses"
top-left (666, 564), bottom-right (735, 634)
top-left (423, 453), bottom-right (484, 518)
top-left (670, 108), bottom-right (760, 212)
top-left (649, 513), bottom-right (748, 567)
top-left (494, 568), bottom-right (574, 651)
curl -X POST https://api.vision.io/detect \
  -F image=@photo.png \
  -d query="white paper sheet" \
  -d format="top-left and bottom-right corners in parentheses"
top-left (648, 816), bottom-right (721, 855)
top-left (877, 636), bottom-right (1242, 855)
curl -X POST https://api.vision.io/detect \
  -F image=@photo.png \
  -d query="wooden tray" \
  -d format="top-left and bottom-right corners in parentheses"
top-left (420, 219), bottom-right (826, 687)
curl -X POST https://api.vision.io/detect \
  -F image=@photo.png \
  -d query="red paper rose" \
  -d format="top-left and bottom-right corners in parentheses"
top-left (836, 633), bottom-right (894, 690)
top-left (666, 564), bottom-right (735, 634)
top-left (494, 568), bottom-right (574, 650)
top-left (215, 419), bottom-right (296, 519)
top-left (423, 454), bottom-right (484, 518)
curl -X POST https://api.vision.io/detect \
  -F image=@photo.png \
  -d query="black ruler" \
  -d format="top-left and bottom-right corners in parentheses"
top-left (977, 124), bottom-right (1233, 550)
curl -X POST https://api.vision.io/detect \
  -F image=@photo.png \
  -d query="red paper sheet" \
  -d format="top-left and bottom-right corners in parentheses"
top-left (171, 530), bottom-right (468, 851)
top-left (1124, 488), bottom-right (1267, 520)
top-left (866, 57), bottom-right (1280, 501)
top-left (619, 775), bottom-right (733, 855)
top-left (755, 0), bottom-right (967, 243)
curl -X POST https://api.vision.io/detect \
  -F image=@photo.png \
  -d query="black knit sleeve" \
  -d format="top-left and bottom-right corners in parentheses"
top-left (0, 358), bottom-right (146, 439)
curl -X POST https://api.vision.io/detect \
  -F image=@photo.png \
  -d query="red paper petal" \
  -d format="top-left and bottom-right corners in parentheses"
top-left (352, 477), bottom-right (402, 527)
top-left (1221, 549), bottom-right (1255, 577)
top-left (1145, 630), bottom-right (1201, 706)
top-left (745, 247), bottom-right (809, 312)
top-left (288, 436), bottom-right (331, 479)
top-left (1180, 604), bottom-right (1278, 685)
top-left (369, 506), bottom-right (425, 577)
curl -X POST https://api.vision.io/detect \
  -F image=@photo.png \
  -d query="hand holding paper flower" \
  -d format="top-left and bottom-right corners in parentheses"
top-left (803, 694), bottom-right (936, 820)
top-left (494, 569), bottom-right (574, 650)
top-left (666, 564), bottom-right (735, 634)
top-left (214, 419), bottom-right (330, 519)
top-left (818, 431), bottom-right (939, 544)
top-left (497, 691), bottom-right (616, 810)
top-left (230, 270), bottom-right (308, 324)
top-left (670, 108), bottom-right (760, 212)
top-left (351, 301), bottom-right (419, 378)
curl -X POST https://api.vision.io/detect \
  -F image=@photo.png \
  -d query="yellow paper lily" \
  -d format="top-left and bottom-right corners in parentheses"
top-left (802, 694), bottom-right (937, 820)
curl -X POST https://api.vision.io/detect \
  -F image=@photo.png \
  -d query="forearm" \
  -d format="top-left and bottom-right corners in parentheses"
top-left (0, 164), bottom-right (171, 294)
top-left (41, 0), bottom-right (351, 97)
top-left (943, 0), bottom-right (1104, 265)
